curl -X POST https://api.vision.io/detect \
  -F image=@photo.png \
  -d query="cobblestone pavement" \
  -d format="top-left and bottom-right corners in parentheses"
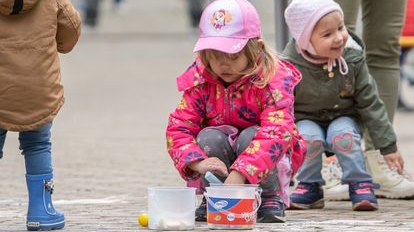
top-left (1, 1), bottom-right (414, 231)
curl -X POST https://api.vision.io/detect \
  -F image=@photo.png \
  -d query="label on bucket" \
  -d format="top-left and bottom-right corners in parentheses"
top-left (207, 197), bottom-right (256, 226)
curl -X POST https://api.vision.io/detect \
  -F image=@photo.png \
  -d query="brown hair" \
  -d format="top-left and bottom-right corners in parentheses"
top-left (198, 38), bottom-right (279, 88)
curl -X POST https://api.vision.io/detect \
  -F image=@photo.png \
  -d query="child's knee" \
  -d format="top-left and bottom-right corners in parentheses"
top-left (304, 138), bottom-right (325, 160)
top-left (327, 131), bottom-right (360, 153)
top-left (236, 126), bottom-right (258, 154)
top-left (197, 129), bottom-right (228, 155)
top-left (238, 126), bottom-right (259, 140)
top-left (197, 129), bottom-right (227, 146)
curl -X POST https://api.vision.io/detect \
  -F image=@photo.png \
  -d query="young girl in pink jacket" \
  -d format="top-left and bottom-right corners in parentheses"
top-left (166, 0), bottom-right (306, 223)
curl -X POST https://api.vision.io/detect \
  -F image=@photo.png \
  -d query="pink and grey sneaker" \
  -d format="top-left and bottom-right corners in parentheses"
top-left (289, 182), bottom-right (324, 210)
top-left (349, 181), bottom-right (378, 211)
top-left (257, 195), bottom-right (286, 223)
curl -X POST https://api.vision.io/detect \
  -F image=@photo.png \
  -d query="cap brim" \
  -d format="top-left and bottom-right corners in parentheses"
top-left (193, 37), bottom-right (249, 54)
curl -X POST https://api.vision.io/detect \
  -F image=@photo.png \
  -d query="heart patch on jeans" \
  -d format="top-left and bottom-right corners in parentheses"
top-left (306, 140), bottom-right (322, 160)
top-left (333, 133), bottom-right (353, 152)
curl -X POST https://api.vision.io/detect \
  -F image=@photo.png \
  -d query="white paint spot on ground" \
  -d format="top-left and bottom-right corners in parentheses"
top-left (0, 210), bottom-right (25, 217)
top-left (54, 196), bottom-right (128, 205)
top-left (0, 196), bottom-right (131, 206)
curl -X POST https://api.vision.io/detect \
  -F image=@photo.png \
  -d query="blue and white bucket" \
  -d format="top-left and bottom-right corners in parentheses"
top-left (205, 184), bottom-right (262, 230)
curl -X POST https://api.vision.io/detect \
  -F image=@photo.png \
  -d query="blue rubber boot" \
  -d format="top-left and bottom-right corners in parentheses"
top-left (26, 173), bottom-right (65, 231)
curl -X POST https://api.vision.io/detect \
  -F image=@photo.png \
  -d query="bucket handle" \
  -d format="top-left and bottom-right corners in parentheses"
top-left (203, 187), bottom-right (262, 222)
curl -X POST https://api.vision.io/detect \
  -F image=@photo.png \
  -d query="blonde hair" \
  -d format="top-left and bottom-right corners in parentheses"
top-left (198, 38), bottom-right (279, 88)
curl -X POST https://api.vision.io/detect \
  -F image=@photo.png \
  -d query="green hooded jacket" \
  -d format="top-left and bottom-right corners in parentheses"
top-left (283, 32), bottom-right (397, 155)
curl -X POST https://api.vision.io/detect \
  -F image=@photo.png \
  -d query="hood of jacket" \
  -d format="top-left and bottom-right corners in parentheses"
top-left (0, 0), bottom-right (40, 15)
top-left (283, 30), bottom-right (365, 70)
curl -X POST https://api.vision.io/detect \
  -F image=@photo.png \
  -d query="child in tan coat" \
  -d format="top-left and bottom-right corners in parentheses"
top-left (0, 0), bottom-right (81, 230)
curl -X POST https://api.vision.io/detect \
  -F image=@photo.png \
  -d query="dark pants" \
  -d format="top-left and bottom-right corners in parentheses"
top-left (84, 0), bottom-right (101, 27)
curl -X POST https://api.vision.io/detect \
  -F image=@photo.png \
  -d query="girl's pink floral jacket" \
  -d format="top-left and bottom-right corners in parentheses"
top-left (166, 58), bottom-right (306, 185)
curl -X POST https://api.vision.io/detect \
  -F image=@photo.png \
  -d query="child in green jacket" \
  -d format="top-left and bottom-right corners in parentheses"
top-left (284, 0), bottom-right (405, 211)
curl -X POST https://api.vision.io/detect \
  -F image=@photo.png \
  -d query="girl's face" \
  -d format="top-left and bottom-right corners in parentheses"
top-left (207, 50), bottom-right (249, 84)
top-left (310, 11), bottom-right (348, 60)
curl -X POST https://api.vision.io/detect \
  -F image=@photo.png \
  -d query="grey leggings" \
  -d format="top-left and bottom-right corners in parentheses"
top-left (196, 126), bottom-right (280, 193)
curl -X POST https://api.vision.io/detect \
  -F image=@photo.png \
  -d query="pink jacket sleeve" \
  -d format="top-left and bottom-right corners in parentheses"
top-left (166, 86), bottom-right (209, 181)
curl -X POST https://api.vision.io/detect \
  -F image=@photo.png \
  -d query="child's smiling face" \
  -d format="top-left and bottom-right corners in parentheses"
top-left (207, 50), bottom-right (249, 84)
top-left (310, 11), bottom-right (349, 60)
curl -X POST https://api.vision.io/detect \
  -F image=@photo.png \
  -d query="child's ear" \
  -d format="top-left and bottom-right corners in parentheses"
top-left (257, 39), bottom-right (265, 50)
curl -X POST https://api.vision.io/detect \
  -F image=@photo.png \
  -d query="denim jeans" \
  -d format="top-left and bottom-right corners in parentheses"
top-left (296, 117), bottom-right (372, 185)
top-left (196, 125), bottom-right (281, 193)
top-left (0, 122), bottom-right (53, 175)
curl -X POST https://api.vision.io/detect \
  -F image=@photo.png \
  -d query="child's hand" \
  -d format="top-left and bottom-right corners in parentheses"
top-left (224, 171), bottom-right (246, 185)
top-left (383, 150), bottom-right (404, 175)
top-left (188, 157), bottom-right (229, 177)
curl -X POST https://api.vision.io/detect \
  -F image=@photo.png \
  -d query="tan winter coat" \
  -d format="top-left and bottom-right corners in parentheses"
top-left (0, 0), bottom-right (81, 131)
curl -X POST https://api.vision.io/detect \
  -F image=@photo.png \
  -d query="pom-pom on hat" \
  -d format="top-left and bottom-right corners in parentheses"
top-left (193, 0), bottom-right (261, 54)
top-left (284, 0), bottom-right (343, 54)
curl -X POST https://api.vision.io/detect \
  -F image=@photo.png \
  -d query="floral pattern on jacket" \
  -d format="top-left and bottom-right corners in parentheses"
top-left (166, 58), bottom-right (306, 184)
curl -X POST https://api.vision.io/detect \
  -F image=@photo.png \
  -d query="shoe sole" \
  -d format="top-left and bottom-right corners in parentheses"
top-left (27, 215), bottom-right (65, 231)
top-left (27, 221), bottom-right (65, 231)
top-left (325, 195), bottom-right (350, 201)
top-left (195, 215), bottom-right (207, 222)
top-left (288, 199), bottom-right (324, 210)
top-left (257, 214), bottom-right (286, 223)
top-left (352, 200), bottom-right (378, 211)
top-left (375, 190), bottom-right (414, 199)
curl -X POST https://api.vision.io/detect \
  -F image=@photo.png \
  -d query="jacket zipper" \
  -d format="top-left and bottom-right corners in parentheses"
top-left (224, 88), bottom-right (229, 122)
